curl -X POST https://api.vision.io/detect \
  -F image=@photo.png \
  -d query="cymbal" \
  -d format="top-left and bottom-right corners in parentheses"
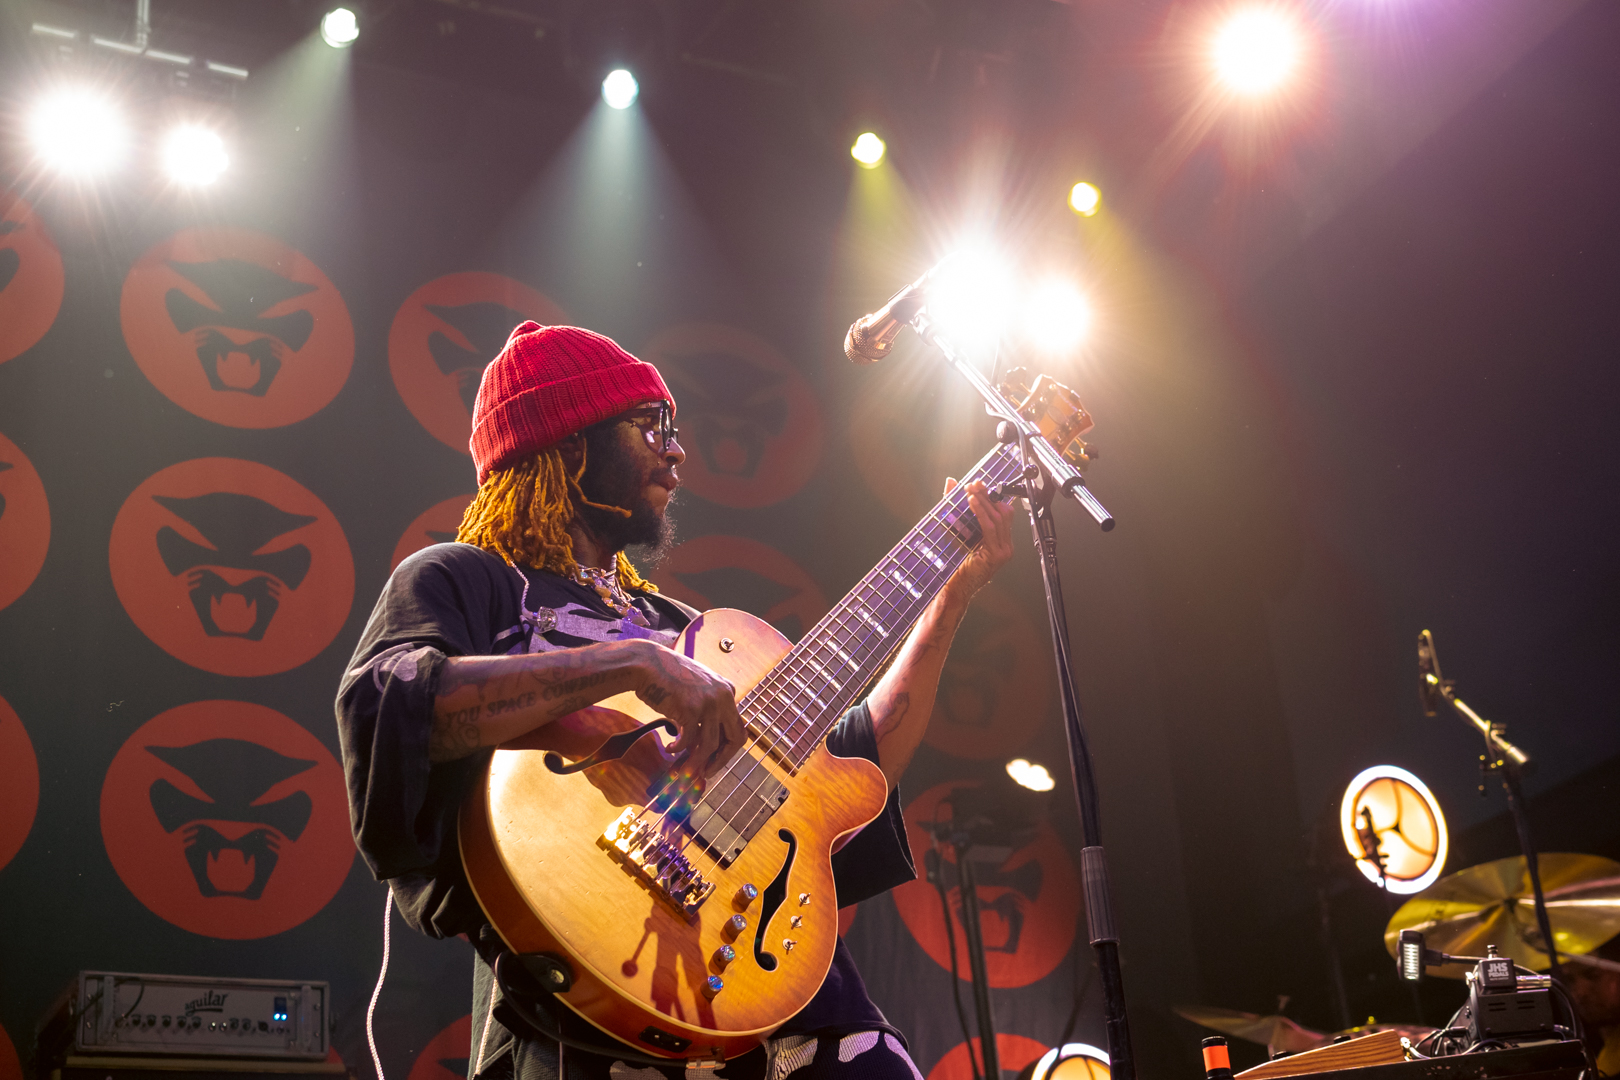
top-left (1173, 1006), bottom-right (1326, 1055)
top-left (1383, 853), bottom-right (1620, 974)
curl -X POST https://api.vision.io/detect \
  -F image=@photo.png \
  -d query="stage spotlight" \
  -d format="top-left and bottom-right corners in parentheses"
top-left (162, 126), bottom-right (229, 186)
top-left (321, 7), bottom-right (359, 48)
top-left (1068, 182), bottom-right (1101, 217)
top-left (851, 132), bottom-right (886, 168)
top-left (1031, 1044), bottom-right (1110, 1080)
top-left (926, 246), bottom-right (1017, 356)
top-left (602, 69), bottom-right (639, 109)
top-left (1024, 280), bottom-right (1093, 354)
top-left (1339, 764), bottom-right (1448, 895)
top-left (28, 88), bottom-right (129, 177)
top-left (1212, 8), bottom-right (1301, 96)
top-left (1006, 759), bottom-right (1056, 793)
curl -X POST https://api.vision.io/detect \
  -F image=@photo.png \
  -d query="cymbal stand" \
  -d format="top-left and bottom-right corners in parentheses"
top-left (909, 314), bottom-right (1135, 1080)
top-left (1421, 650), bottom-right (1561, 981)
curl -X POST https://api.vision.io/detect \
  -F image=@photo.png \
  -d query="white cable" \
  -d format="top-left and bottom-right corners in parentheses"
top-left (367, 886), bottom-right (394, 1080)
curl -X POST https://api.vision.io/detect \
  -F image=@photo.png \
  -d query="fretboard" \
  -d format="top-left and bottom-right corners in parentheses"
top-left (737, 441), bottom-right (1026, 769)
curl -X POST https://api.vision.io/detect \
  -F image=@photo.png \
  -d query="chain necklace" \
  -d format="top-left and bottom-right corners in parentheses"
top-left (574, 563), bottom-right (633, 614)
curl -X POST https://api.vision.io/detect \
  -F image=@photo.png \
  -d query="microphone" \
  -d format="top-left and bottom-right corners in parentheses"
top-left (844, 270), bottom-right (932, 363)
top-left (1417, 629), bottom-right (1446, 717)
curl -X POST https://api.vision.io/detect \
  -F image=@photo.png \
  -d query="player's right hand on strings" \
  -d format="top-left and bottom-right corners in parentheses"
top-left (632, 642), bottom-right (745, 778)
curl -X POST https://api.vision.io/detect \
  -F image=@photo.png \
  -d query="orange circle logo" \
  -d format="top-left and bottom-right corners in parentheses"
top-left (650, 535), bottom-right (828, 642)
top-left (0, 430), bottom-right (50, 612)
top-left (100, 700), bottom-right (353, 938)
top-left (406, 1015), bottom-right (472, 1080)
top-left (0, 695), bottom-right (40, 873)
top-left (0, 1021), bottom-right (20, 1080)
top-left (120, 228), bottom-right (354, 428)
top-left (922, 585), bottom-right (1048, 760)
top-left (893, 781), bottom-right (1081, 989)
top-left (927, 1035), bottom-right (1051, 1080)
top-left (641, 324), bottom-right (824, 508)
top-left (391, 494), bottom-right (474, 573)
top-left (0, 191), bottom-right (65, 365)
top-left (109, 459), bottom-right (354, 676)
top-left (388, 273), bottom-right (568, 455)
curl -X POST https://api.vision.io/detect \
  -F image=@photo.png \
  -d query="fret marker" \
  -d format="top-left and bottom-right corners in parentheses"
top-left (915, 542), bottom-right (947, 572)
top-left (890, 569), bottom-right (923, 599)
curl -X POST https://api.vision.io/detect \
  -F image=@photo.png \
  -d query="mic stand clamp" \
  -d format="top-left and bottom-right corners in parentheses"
top-left (909, 314), bottom-right (1135, 1080)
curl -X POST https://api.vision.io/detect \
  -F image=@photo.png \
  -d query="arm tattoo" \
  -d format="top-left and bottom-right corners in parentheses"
top-left (431, 703), bottom-right (484, 758)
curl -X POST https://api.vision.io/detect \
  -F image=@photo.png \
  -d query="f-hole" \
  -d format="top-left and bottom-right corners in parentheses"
top-left (753, 829), bottom-right (797, 972)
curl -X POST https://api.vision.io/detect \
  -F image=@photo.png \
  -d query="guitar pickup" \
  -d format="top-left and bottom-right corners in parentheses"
top-left (685, 757), bottom-right (789, 868)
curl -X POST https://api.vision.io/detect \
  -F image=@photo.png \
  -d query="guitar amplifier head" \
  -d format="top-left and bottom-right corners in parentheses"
top-left (39, 972), bottom-right (330, 1060)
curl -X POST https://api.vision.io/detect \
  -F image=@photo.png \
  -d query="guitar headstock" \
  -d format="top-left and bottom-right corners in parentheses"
top-left (997, 368), bottom-right (1097, 471)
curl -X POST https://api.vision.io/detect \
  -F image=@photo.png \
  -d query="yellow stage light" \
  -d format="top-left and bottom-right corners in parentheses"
top-left (29, 88), bottom-right (129, 177)
top-left (851, 132), bottom-right (886, 168)
top-left (1069, 182), bottom-right (1101, 216)
top-left (1212, 8), bottom-right (1302, 96)
top-left (1340, 765), bottom-right (1448, 895)
top-left (1031, 1044), bottom-right (1110, 1080)
top-left (1006, 759), bottom-right (1056, 792)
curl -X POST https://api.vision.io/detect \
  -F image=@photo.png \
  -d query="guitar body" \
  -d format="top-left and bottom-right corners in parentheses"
top-left (460, 608), bottom-right (890, 1061)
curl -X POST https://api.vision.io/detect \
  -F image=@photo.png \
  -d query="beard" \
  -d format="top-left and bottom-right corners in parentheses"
top-left (577, 422), bottom-right (678, 566)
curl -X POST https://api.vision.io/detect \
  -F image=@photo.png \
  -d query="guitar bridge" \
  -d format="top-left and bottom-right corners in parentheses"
top-left (600, 807), bottom-right (715, 919)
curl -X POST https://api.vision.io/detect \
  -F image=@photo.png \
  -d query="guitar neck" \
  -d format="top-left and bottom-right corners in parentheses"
top-left (738, 441), bottom-right (1026, 767)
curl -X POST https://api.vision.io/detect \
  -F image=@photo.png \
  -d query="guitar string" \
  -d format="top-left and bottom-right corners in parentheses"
top-left (629, 444), bottom-right (1016, 874)
top-left (668, 446), bottom-right (1019, 867)
top-left (717, 465), bottom-right (990, 774)
top-left (690, 445), bottom-right (1017, 844)
top-left (690, 472), bottom-right (1000, 861)
top-left (657, 529), bottom-right (929, 858)
top-left (766, 448), bottom-right (1012, 762)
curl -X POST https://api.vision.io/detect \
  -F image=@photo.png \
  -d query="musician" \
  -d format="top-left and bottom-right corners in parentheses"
top-left (1566, 938), bottom-right (1620, 1075)
top-left (336, 323), bottom-right (1014, 1080)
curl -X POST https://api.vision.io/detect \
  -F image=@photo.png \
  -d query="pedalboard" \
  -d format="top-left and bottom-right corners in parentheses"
top-left (38, 973), bottom-right (330, 1061)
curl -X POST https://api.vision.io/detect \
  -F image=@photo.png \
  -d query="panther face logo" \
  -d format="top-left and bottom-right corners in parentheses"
top-left (389, 272), bottom-right (567, 455)
top-left (109, 459), bottom-right (353, 677)
top-left (121, 228), bottom-right (353, 428)
top-left (101, 701), bottom-right (353, 939)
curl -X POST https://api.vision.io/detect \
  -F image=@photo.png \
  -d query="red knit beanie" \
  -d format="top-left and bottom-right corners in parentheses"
top-left (469, 322), bottom-right (674, 483)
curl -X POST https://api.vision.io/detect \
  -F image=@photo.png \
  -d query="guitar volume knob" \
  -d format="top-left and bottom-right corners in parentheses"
top-left (703, 975), bottom-right (724, 999)
top-left (712, 945), bottom-right (735, 970)
top-left (723, 914), bottom-right (747, 939)
top-left (735, 883), bottom-right (758, 908)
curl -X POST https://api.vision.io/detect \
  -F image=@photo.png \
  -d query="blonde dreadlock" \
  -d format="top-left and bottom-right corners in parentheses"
top-left (455, 443), bottom-right (659, 593)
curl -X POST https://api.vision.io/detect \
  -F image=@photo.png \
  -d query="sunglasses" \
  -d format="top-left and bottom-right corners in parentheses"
top-left (620, 402), bottom-right (679, 455)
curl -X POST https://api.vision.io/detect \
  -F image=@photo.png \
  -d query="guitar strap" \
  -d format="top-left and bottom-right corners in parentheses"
top-left (491, 561), bottom-right (680, 657)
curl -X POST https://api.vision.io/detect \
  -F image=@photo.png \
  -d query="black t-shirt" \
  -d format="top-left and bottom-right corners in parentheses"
top-left (335, 543), bottom-right (915, 1051)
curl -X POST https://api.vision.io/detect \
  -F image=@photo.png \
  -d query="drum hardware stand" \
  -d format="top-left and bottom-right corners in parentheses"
top-left (1417, 630), bottom-right (1560, 982)
top-left (902, 311), bottom-right (1137, 1080)
top-left (1355, 808), bottom-right (1427, 1024)
top-left (1306, 807), bottom-right (1355, 1031)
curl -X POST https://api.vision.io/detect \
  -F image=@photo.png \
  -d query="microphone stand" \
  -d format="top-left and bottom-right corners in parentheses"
top-left (907, 314), bottom-right (1136, 1080)
top-left (1423, 658), bottom-right (1561, 982)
